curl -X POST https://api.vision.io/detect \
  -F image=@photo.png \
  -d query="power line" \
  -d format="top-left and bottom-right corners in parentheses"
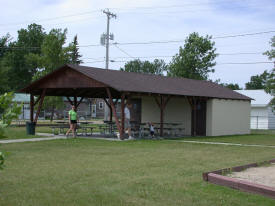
top-left (78, 30), bottom-right (275, 48)
top-left (218, 52), bottom-right (264, 55)
top-left (0, 10), bottom-right (102, 27)
top-left (111, 0), bottom-right (235, 11)
top-left (85, 60), bottom-right (274, 65)
top-left (2, 0), bottom-right (273, 27)
top-left (83, 52), bottom-right (265, 60)
top-left (1, 30), bottom-right (274, 50)
top-left (218, 61), bottom-right (273, 65)
top-left (109, 30), bottom-right (275, 46)
top-left (213, 31), bottom-right (275, 39)
top-left (113, 43), bottom-right (134, 58)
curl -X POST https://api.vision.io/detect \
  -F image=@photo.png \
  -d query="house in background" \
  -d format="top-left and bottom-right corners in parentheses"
top-left (13, 93), bottom-right (107, 120)
top-left (235, 90), bottom-right (275, 130)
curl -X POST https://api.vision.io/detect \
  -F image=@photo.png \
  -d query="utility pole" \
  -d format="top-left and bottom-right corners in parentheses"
top-left (103, 9), bottom-right (116, 69)
top-left (102, 9), bottom-right (116, 121)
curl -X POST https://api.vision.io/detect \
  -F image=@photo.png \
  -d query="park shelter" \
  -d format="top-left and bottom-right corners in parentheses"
top-left (20, 64), bottom-right (251, 138)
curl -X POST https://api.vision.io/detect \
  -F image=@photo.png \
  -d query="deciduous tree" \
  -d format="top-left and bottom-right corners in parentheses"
top-left (0, 92), bottom-right (22, 170)
top-left (245, 70), bottom-right (269, 90)
top-left (121, 59), bottom-right (167, 75)
top-left (167, 32), bottom-right (218, 80)
top-left (264, 36), bottom-right (275, 111)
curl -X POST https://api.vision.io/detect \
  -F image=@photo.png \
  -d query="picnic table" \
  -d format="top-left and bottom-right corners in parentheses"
top-left (134, 122), bottom-right (185, 138)
top-left (50, 123), bottom-right (94, 136)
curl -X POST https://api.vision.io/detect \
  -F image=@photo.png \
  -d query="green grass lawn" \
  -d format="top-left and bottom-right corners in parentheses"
top-left (0, 126), bottom-right (55, 140)
top-left (1, 124), bottom-right (109, 140)
top-left (0, 138), bottom-right (275, 206)
top-left (180, 130), bottom-right (275, 146)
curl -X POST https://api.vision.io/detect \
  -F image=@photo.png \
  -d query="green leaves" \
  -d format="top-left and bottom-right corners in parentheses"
top-left (245, 70), bottom-right (270, 90)
top-left (263, 36), bottom-right (275, 112)
top-left (121, 59), bottom-right (167, 75)
top-left (0, 92), bottom-right (22, 170)
top-left (0, 92), bottom-right (22, 138)
top-left (167, 32), bottom-right (218, 80)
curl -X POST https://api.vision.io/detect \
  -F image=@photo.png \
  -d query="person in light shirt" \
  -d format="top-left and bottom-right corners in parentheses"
top-left (66, 105), bottom-right (77, 138)
top-left (124, 101), bottom-right (134, 140)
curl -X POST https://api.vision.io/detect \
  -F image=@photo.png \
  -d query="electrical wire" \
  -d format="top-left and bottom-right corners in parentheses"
top-left (0, 10), bottom-right (102, 27)
top-left (1, 0), bottom-right (273, 28)
top-left (84, 60), bottom-right (273, 65)
top-left (113, 43), bottom-right (134, 58)
top-left (1, 30), bottom-right (274, 50)
top-left (82, 52), bottom-right (265, 60)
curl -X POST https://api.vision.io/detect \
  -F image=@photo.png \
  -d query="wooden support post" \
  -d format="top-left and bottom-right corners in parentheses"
top-left (66, 97), bottom-right (74, 106)
top-left (110, 107), bottom-right (113, 122)
top-left (103, 98), bottom-right (112, 122)
top-left (74, 95), bottom-right (77, 107)
top-left (121, 93), bottom-right (125, 134)
top-left (154, 95), bottom-right (171, 136)
top-left (34, 89), bottom-right (46, 123)
top-left (30, 94), bottom-right (34, 122)
top-left (76, 97), bottom-right (84, 109)
top-left (104, 98), bottom-right (119, 122)
top-left (34, 95), bottom-right (41, 106)
top-left (160, 96), bottom-right (164, 136)
top-left (106, 88), bottom-right (123, 139)
top-left (111, 99), bottom-right (119, 122)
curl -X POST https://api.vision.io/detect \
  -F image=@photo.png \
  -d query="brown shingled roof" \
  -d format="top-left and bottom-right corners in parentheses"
top-left (69, 64), bottom-right (251, 100)
top-left (20, 64), bottom-right (251, 101)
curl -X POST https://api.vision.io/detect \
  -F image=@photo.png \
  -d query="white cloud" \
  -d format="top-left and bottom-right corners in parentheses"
top-left (1, 0), bottom-right (275, 87)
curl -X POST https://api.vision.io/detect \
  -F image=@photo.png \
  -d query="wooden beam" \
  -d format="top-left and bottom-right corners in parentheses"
top-left (121, 93), bottom-right (125, 134)
top-left (66, 96), bottom-right (74, 106)
top-left (106, 88), bottom-right (123, 139)
top-left (103, 98), bottom-right (113, 122)
top-left (34, 89), bottom-right (46, 123)
top-left (34, 95), bottom-right (41, 106)
top-left (160, 96), bottom-right (164, 136)
top-left (30, 94), bottom-right (34, 122)
top-left (154, 96), bottom-right (161, 108)
top-left (103, 98), bottom-right (118, 122)
top-left (103, 98), bottom-right (111, 108)
top-left (154, 95), bottom-right (171, 136)
top-left (74, 95), bottom-right (77, 107)
top-left (163, 95), bottom-right (171, 108)
top-left (187, 96), bottom-right (194, 107)
top-left (76, 96), bottom-right (84, 108)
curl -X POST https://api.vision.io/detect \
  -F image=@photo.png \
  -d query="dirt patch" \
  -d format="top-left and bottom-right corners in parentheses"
top-left (228, 163), bottom-right (275, 188)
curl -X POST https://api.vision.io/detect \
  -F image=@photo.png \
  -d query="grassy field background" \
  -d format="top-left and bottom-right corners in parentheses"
top-left (181, 132), bottom-right (275, 146)
top-left (0, 134), bottom-right (275, 205)
top-left (0, 124), bottom-right (105, 139)
top-left (0, 126), bottom-right (52, 139)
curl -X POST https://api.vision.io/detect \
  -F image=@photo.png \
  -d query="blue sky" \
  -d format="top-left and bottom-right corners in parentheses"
top-left (1, 0), bottom-right (275, 87)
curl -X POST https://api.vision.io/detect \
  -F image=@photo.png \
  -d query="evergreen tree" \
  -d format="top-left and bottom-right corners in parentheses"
top-left (69, 35), bottom-right (83, 65)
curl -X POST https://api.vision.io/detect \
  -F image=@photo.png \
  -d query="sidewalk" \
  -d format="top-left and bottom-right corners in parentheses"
top-left (168, 140), bottom-right (275, 148)
top-left (0, 133), bottom-right (121, 144)
top-left (0, 135), bottom-right (67, 144)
